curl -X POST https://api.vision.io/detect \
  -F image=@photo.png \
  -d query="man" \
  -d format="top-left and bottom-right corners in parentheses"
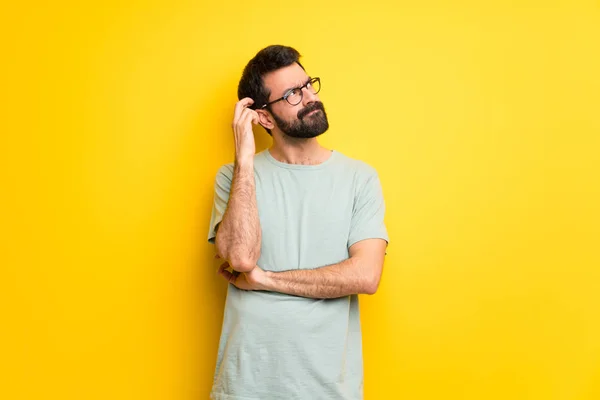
top-left (208, 45), bottom-right (389, 400)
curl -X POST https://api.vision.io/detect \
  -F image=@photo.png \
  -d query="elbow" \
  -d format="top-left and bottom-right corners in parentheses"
top-left (216, 245), bottom-right (257, 272)
top-left (214, 233), bottom-right (261, 272)
top-left (227, 246), bottom-right (261, 273)
top-left (228, 257), bottom-right (257, 273)
top-left (364, 275), bottom-right (381, 295)
top-left (225, 245), bottom-right (260, 273)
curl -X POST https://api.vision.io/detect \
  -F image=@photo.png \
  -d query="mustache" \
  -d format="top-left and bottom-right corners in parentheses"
top-left (297, 102), bottom-right (325, 119)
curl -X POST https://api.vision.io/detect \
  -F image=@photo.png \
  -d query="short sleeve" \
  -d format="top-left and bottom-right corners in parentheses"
top-left (347, 169), bottom-right (389, 248)
top-left (207, 164), bottom-right (234, 244)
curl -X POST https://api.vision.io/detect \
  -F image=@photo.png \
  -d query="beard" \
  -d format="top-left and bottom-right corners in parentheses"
top-left (271, 101), bottom-right (329, 139)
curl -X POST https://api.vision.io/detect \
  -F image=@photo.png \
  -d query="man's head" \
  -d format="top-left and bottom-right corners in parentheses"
top-left (237, 45), bottom-right (329, 138)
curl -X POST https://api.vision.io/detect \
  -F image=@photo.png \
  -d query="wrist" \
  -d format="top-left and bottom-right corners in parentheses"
top-left (235, 153), bottom-right (254, 168)
top-left (260, 270), bottom-right (274, 291)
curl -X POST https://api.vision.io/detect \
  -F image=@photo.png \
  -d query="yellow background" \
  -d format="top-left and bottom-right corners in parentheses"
top-left (2, 0), bottom-right (599, 399)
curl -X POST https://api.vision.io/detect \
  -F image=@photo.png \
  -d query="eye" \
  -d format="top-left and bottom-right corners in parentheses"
top-left (286, 88), bottom-right (299, 98)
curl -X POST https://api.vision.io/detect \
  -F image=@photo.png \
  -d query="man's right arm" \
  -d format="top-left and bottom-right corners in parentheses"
top-left (215, 158), bottom-right (261, 272)
top-left (214, 97), bottom-right (262, 273)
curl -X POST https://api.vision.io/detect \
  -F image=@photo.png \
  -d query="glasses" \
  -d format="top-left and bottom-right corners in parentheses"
top-left (260, 77), bottom-right (321, 109)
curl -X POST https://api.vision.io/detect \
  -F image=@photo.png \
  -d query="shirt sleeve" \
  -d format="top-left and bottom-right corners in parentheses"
top-left (347, 168), bottom-right (389, 249)
top-left (207, 164), bottom-right (234, 244)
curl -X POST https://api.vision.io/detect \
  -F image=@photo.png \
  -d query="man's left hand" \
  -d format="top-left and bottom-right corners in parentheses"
top-left (217, 260), bottom-right (268, 291)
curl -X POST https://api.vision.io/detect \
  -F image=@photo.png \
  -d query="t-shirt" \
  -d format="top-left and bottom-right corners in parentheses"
top-left (207, 149), bottom-right (389, 400)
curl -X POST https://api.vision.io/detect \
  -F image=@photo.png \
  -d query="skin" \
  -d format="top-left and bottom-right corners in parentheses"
top-left (215, 62), bottom-right (387, 298)
top-left (217, 239), bottom-right (387, 299)
top-left (257, 63), bottom-right (333, 165)
top-left (213, 98), bottom-right (262, 273)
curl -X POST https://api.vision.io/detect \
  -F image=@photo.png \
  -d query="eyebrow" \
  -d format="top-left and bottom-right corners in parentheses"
top-left (281, 76), bottom-right (312, 97)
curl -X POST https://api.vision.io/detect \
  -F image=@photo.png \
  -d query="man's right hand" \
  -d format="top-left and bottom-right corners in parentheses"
top-left (232, 98), bottom-right (259, 164)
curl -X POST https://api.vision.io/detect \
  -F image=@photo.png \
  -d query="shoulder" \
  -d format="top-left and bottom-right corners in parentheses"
top-left (332, 151), bottom-right (384, 201)
top-left (214, 151), bottom-right (270, 183)
top-left (333, 151), bottom-right (379, 180)
top-left (215, 162), bottom-right (234, 183)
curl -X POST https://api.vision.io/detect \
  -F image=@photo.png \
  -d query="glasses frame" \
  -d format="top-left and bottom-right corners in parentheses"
top-left (260, 77), bottom-right (321, 109)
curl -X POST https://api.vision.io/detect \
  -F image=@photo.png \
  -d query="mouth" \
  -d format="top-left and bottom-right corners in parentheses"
top-left (304, 109), bottom-right (321, 118)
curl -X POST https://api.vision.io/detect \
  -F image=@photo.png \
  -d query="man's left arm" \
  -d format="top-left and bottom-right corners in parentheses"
top-left (218, 238), bottom-right (387, 298)
top-left (265, 238), bottom-right (386, 298)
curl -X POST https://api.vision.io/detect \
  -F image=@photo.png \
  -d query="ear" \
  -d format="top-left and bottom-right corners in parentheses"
top-left (256, 109), bottom-right (275, 131)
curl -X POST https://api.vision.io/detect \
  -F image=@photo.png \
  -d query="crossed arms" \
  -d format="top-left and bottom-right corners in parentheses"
top-left (212, 157), bottom-right (387, 299)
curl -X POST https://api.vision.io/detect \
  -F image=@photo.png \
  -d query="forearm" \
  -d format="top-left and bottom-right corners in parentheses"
top-left (216, 159), bottom-right (261, 272)
top-left (262, 257), bottom-right (379, 299)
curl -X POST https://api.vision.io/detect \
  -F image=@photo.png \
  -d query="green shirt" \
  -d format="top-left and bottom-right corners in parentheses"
top-left (208, 149), bottom-right (389, 400)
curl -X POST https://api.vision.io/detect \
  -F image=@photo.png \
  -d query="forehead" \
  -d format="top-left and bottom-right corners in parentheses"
top-left (262, 63), bottom-right (309, 97)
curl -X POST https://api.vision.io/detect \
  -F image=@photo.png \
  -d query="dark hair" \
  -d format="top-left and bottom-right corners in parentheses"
top-left (237, 45), bottom-right (305, 135)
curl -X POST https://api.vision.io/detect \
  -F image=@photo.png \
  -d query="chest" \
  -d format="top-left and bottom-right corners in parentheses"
top-left (256, 171), bottom-right (354, 228)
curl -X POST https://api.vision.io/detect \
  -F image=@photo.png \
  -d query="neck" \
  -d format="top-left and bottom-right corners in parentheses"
top-left (269, 134), bottom-right (331, 165)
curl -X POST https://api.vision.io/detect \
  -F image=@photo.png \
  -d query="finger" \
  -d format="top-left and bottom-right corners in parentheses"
top-left (217, 261), bottom-right (229, 274)
top-left (249, 109), bottom-right (259, 125)
top-left (219, 268), bottom-right (235, 282)
top-left (234, 98), bottom-right (255, 123)
top-left (245, 108), bottom-right (260, 127)
top-left (221, 269), bottom-right (240, 285)
top-left (228, 272), bottom-right (237, 283)
top-left (238, 109), bottom-right (256, 133)
top-left (239, 107), bottom-right (256, 121)
top-left (231, 270), bottom-right (241, 281)
top-left (218, 262), bottom-right (233, 277)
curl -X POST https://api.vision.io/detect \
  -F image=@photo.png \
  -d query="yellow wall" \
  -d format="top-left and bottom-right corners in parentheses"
top-left (2, 1), bottom-right (599, 399)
